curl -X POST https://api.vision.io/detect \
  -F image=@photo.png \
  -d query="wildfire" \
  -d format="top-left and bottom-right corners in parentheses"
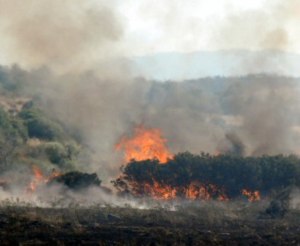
top-left (129, 181), bottom-right (262, 202)
top-left (241, 189), bottom-right (261, 202)
top-left (116, 125), bottom-right (173, 163)
top-left (185, 182), bottom-right (229, 201)
top-left (114, 125), bottom-right (262, 203)
top-left (127, 180), bottom-right (230, 201)
top-left (27, 166), bottom-right (61, 193)
top-left (144, 181), bottom-right (177, 200)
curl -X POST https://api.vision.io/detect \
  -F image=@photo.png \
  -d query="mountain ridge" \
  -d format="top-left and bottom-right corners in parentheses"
top-left (129, 49), bottom-right (300, 81)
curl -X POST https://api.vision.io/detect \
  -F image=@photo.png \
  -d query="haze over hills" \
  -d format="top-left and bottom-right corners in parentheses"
top-left (129, 50), bottom-right (300, 81)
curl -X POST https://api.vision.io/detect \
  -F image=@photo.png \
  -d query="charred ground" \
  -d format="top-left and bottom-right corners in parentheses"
top-left (0, 202), bottom-right (299, 245)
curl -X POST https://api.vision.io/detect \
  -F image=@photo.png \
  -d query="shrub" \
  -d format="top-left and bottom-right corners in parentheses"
top-left (19, 108), bottom-right (63, 140)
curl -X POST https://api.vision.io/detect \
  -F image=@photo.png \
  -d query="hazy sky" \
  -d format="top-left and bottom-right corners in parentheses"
top-left (0, 0), bottom-right (299, 69)
top-left (117, 0), bottom-right (300, 55)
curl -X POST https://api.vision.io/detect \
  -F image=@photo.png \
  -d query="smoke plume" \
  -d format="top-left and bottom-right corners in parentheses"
top-left (0, 0), bottom-right (299, 186)
top-left (0, 0), bottom-right (124, 75)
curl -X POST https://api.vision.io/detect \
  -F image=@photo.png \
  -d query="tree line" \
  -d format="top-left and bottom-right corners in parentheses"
top-left (113, 152), bottom-right (300, 198)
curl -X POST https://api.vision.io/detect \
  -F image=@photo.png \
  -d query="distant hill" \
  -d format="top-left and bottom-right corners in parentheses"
top-left (129, 50), bottom-right (300, 81)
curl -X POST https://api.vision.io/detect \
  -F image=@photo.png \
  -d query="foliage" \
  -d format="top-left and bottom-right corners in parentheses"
top-left (42, 141), bottom-right (80, 166)
top-left (19, 107), bottom-right (64, 140)
top-left (0, 108), bottom-right (27, 169)
top-left (115, 152), bottom-right (300, 198)
top-left (0, 99), bottom-right (83, 174)
top-left (49, 171), bottom-right (101, 190)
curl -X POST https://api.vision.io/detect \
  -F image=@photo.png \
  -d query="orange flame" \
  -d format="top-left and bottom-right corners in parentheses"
top-left (144, 181), bottom-right (177, 200)
top-left (241, 189), bottom-right (261, 202)
top-left (32, 166), bottom-right (44, 182)
top-left (185, 182), bottom-right (229, 201)
top-left (115, 125), bottom-right (262, 202)
top-left (27, 166), bottom-right (61, 193)
top-left (128, 180), bottom-right (230, 201)
top-left (116, 125), bottom-right (173, 163)
top-left (27, 166), bottom-right (45, 193)
top-left (185, 183), bottom-right (211, 200)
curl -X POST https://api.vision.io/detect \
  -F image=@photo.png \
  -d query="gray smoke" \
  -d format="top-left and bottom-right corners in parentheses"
top-left (0, 0), bottom-right (299, 184)
top-left (4, 68), bottom-right (300, 178)
top-left (0, 0), bottom-right (125, 76)
top-left (211, 0), bottom-right (300, 75)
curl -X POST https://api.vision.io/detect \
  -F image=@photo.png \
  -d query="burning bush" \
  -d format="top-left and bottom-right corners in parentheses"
top-left (113, 152), bottom-right (300, 201)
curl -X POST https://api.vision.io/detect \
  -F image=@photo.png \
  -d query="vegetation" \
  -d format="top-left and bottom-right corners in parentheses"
top-left (0, 95), bottom-right (86, 175)
top-left (49, 171), bottom-right (101, 190)
top-left (114, 152), bottom-right (300, 198)
top-left (0, 108), bottom-right (27, 170)
top-left (19, 107), bottom-right (64, 141)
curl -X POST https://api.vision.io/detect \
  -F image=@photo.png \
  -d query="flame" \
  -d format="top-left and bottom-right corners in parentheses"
top-left (213, 150), bottom-right (221, 156)
top-left (129, 181), bottom-right (261, 202)
top-left (185, 182), bottom-right (229, 201)
top-left (27, 166), bottom-right (45, 193)
top-left (144, 181), bottom-right (177, 200)
top-left (115, 125), bottom-right (262, 202)
top-left (241, 189), bottom-right (261, 202)
top-left (27, 166), bottom-right (61, 193)
top-left (128, 180), bottom-right (229, 201)
top-left (48, 169), bottom-right (61, 180)
top-left (185, 183), bottom-right (211, 200)
top-left (32, 166), bottom-right (44, 182)
top-left (116, 125), bottom-right (173, 163)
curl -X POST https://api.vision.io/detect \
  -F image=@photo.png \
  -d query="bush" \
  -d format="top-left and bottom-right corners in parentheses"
top-left (0, 108), bottom-right (27, 169)
top-left (41, 141), bottom-right (80, 168)
top-left (49, 171), bottom-right (101, 190)
top-left (19, 108), bottom-right (63, 140)
top-left (44, 142), bottom-right (67, 164)
top-left (114, 152), bottom-right (300, 199)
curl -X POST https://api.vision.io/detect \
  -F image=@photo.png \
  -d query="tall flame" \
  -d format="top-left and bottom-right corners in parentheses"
top-left (116, 125), bottom-right (173, 163)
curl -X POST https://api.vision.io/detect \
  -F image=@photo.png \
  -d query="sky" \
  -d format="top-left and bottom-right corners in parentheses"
top-left (0, 0), bottom-right (299, 70)
top-left (117, 0), bottom-right (266, 55)
top-left (117, 0), bottom-right (300, 56)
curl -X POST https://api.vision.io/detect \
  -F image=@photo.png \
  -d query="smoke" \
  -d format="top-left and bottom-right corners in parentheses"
top-left (0, 0), bottom-right (300, 205)
top-left (221, 76), bottom-right (300, 156)
top-left (210, 0), bottom-right (300, 75)
top-left (211, 0), bottom-right (299, 51)
top-left (217, 133), bottom-right (245, 156)
top-left (1, 65), bottom-right (300, 179)
top-left (290, 188), bottom-right (300, 209)
top-left (0, 0), bottom-right (125, 76)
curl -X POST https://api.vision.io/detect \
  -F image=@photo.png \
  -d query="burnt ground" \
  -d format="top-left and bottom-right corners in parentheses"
top-left (0, 202), bottom-right (299, 245)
